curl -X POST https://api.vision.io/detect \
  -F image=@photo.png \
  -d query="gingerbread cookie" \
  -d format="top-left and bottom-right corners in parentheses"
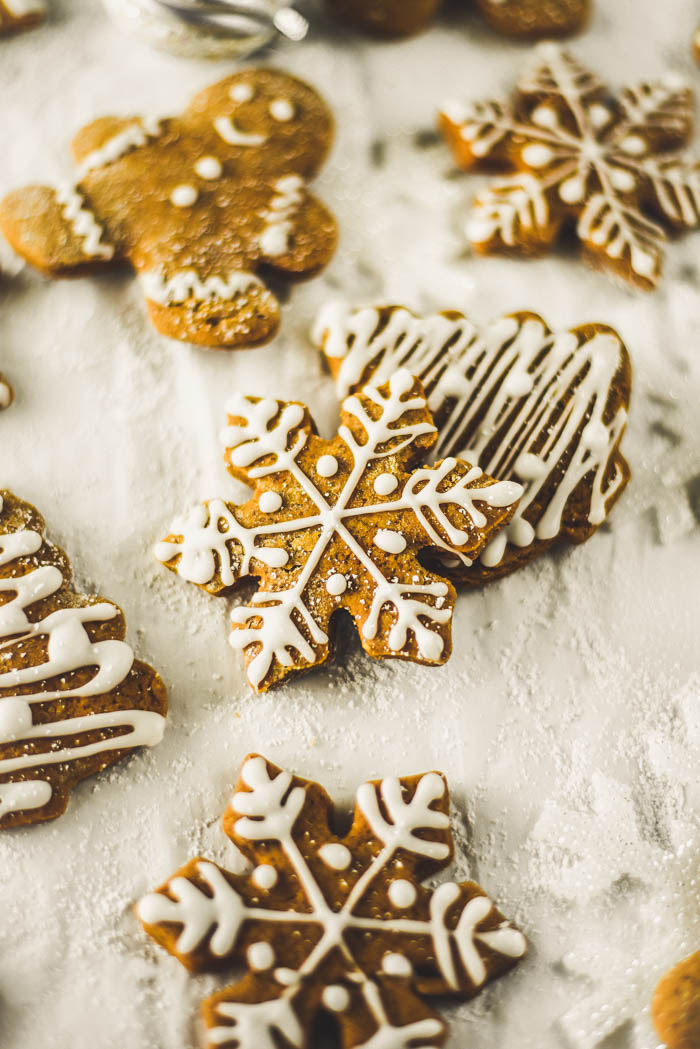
top-left (138, 754), bottom-right (527, 1049)
top-left (0, 70), bottom-right (336, 349)
top-left (440, 44), bottom-right (700, 289)
top-left (325, 0), bottom-right (587, 37)
top-left (156, 370), bottom-right (521, 691)
top-left (0, 0), bottom-right (45, 35)
top-left (324, 0), bottom-right (441, 37)
top-left (0, 491), bottom-right (167, 828)
top-left (314, 305), bottom-right (631, 584)
top-left (0, 372), bottom-right (13, 410)
top-left (474, 0), bottom-right (588, 37)
top-left (652, 951), bottom-right (700, 1049)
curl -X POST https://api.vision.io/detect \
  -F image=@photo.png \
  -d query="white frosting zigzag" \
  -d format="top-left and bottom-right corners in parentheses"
top-left (314, 304), bottom-right (630, 569)
top-left (0, 496), bottom-right (165, 822)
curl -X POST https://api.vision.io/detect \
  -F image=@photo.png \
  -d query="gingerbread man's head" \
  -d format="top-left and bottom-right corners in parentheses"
top-left (0, 70), bottom-right (337, 349)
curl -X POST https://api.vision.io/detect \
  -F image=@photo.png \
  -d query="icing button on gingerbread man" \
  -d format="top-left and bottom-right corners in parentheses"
top-left (0, 69), bottom-right (337, 349)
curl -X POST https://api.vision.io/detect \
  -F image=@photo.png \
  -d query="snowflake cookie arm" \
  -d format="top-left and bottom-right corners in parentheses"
top-left (439, 97), bottom-right (519, 170)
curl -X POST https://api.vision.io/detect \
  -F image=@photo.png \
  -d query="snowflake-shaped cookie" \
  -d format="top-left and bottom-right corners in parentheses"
top-left (0, 70), bottom-right (336, 348)
top-left (440, 44), bottom-right (700, 289)
top-left (138, 754), bottom-right (527, 1049)
top-left (155, 370), bottom-right (521, 691)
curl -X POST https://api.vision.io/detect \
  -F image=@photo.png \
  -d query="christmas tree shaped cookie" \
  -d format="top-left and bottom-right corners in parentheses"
top-left (155, 370), bottom-right (522, 691)
top-left (139, 754), bottom-right (527, 1049)
top-left (0, 491), bottom-right (167, 828)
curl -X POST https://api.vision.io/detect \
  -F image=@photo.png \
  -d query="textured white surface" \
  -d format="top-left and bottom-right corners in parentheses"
top-left (1, 1), bottom-right (700, 1047)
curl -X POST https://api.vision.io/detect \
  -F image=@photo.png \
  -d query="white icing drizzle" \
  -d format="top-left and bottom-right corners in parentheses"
top-left (214, 116), bottom-right (266, 147)
top-left (441, 45), bottom-right (700, 285)
top-left (258, 175), bottom-right (305, 258)
top-left (157, 370), bottom-right (521, 689)
top-left (0, 514), bottom-right (165, 820)
top-left (76, 117), bottom-right (161, 178)
top-left (139, 758), bottom-right (525, 1049)
top-left (55, 184), bottom-right (114, 261)
top-left (141, 268), bottom-right (264, 306)
top-left (314, 305), bottom-right (628, 567)
top-left (54, 117), bottom-right (162, 261)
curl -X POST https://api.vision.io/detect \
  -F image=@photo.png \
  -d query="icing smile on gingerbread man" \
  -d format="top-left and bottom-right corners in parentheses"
top-left (0, 70), bottom-right (337, 349)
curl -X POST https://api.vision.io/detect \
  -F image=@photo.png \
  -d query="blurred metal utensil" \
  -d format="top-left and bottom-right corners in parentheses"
top-left (103, 0), bottom-right (308, 57)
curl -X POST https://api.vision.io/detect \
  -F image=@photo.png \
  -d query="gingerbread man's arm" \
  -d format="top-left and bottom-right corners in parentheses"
top-left (0, 116), bottom-right (158, 277)
top-left (256, 179), bottom-right (337, 276)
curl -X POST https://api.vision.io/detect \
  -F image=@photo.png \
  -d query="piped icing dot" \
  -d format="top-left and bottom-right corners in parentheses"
top-left (521, 143), bottom-right (554, 168)
top-left (318, 842), bottom-right (351, 869)
top-left (230, 82), bottom-right (254, 103)
top-left (322, 985), bottom-right (350, 1013)
top-left (259, 491), bottom-right (283, 514)
top-left (269, 98), bottom-right (295, 122)
top-left (247, 941), bottom-right (275, 970)
top-left (251, 864), bottom-right (278, 891)
top-left (382, 952), bottom-right (413, 978)
top-left (170, 184), bottom-right (198, 208)
top-left (325, 573), bottom-right (347, 597)
top-left (374, 529), bottom-right (407, 554)
top-left (531, 103), bottom-right (558, 128)
top-left (609, 167), bottom-right (636, 193)
top-left (195, 156), bottom-right (223, 180)
top-left (373, 472), bottom-right (398, 496)
top-left (388, 879), bottom-right (417, 909)
top-left (620, 134), bottom-right (647, 156)
top-left (316, 454), bottom-right (338, 478)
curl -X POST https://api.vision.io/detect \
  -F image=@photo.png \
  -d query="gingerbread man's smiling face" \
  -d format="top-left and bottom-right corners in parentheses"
top-left (183, 69), bottom-right (334, 179)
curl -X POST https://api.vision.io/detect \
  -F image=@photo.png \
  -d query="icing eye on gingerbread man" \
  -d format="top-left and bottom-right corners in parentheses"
top-left (0, 69), bottom-right (337, 350)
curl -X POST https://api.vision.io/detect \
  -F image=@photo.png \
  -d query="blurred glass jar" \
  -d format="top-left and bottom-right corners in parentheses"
top-left (102, 0), bottom-right (308, 59)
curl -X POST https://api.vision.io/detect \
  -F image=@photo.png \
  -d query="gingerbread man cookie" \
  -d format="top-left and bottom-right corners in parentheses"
top-left (325, 0), bottom-right (587, 38)
top-left (0, 491), bottom-right (167, 828)
top-left (440, 44), bottom-right (700, 289)
top-left (652, 950), bottom-right (700, 1049)
top-left (138, 754), bottom-right (527, 1049)
top-left (156, 370), bottom-right (522, 691)
top-left (314, 304), bottom-right (631, 584)
top-left (0, 70), bottom-right (337, 349)
top-left (0, 0), bottom-right (45, 35)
